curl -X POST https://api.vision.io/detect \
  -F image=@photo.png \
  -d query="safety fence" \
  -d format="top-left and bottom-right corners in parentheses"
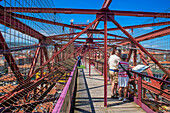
top-left (0, 58), bottom-right (77, 112)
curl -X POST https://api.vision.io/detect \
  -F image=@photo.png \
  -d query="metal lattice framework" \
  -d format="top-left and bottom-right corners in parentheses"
top-left (0, 0), bottom-right (170, 112)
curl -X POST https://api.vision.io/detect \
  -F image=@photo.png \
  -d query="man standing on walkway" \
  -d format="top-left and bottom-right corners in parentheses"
top-left (108, 49), bottom-right (121, 98)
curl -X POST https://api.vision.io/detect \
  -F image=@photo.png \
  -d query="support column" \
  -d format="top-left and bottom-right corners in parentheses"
top-left (104, 14), bottom-right (107, 107)
top-left (85, 49), bottom-right (87, 68)
top-left (133, 46), bottom-right (137, 78)
top-left (89, 43), bottom-right (91, 76)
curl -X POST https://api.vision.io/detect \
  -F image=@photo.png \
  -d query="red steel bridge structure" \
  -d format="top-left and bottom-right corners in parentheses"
top-left (0, 0), bottom-right (170, 112)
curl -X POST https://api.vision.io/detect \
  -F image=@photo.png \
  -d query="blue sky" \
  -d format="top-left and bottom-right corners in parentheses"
top-left (0, 0), bottom-right (169, 50)
top-left (54, 0), bottom-right (170, 24)
top-left (53, 0), bottom-right (170, 50)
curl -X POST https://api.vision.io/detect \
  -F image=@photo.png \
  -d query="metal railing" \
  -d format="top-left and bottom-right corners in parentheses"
top-left (89, 59), bottom-right (170, 113)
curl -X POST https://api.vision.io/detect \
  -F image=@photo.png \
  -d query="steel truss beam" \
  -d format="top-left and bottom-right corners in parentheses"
top-left (48, 37), bottom-right (126, 41)
top-left (102, 0), bottom-right (112, 9)
top-left (27, 43), bottom-right (41, 80)
top-left (0, 9), bottom-right (45, 40)
top-left (47, 31), bottom-right (127, 40)
top-left (104, 14), bottom-right (108, 107)
top-left (120, 26), bottom-right (170, 45)
top-left (68, 41), bottom-right (87, 58)
top-left (27, 15), bottom-right (103, 81)
top-left (4, 7), bottom-right (170, 18)
top-left (0, 31), bottom-right (24, 84)
top-left (138, 50), bottom-right (158, 85)
top-left (46, 21), bottom-right (170, 38)
top-left (11, 13), bottom-right (84, 30)
top-left (100, 21), bottom-right (170, 32)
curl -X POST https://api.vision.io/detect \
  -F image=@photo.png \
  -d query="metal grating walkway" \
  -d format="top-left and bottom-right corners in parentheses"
top-left (73, 64), bottom-right (146, 113)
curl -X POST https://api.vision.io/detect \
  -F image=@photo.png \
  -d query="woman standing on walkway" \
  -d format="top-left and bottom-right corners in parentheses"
top-left (118, 54), bottom-right (130, 102)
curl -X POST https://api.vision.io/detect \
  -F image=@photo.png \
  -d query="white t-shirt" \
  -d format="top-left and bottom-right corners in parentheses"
top-left (108, 54), bottom-right (121, 70)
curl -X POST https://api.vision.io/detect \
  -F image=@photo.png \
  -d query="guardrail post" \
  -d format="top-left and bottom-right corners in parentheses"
top-left (138, 74), bottom-right (142, 106)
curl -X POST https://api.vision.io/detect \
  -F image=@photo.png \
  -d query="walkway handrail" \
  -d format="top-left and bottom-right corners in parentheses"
top-left (131, 70), bottom-right (170, 84)
top-left (52, 60), bottom-right (78, 113)
top-left (90, 58), bottom-right (170, 112)
top-left (88, 58), bottom-right (169, 84)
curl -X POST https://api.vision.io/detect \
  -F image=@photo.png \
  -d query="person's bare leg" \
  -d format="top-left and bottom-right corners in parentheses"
top-left (114, 83), bottom-right (118, 97)
top-left (124, 87), bottom-right (128, 99)
top-left (111, 82), bottom-right (114, 95)
top-left (119, 87), bottom-right (122, 97)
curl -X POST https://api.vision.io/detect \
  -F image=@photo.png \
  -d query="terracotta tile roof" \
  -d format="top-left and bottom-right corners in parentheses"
top-left (0, 74), bottom-right (24, 81)
top-left (0, 84), bottom-right (17, 93)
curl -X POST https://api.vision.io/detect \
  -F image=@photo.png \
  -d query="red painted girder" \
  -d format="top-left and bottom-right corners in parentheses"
top-left (0, 32), bottom-right (24, 84)
top-left (4, 7), bottom-right (170, 18)
top-left (127, 49), bottom-right (133, 62)
top-left (87, 21), bottom-right (100, 38)
top-left (142, 82), bottom-right (170, 101)
top-left (160, 69), bottom-right (170, 86)
top-left (0, 15), bottom-right (45, 40)
top-left (109, 16), bottom-right (170, 77)
top-left (42, 47), bottom-right (52, 71)
top-left (74, 41), bottom-right (116, 44)
top-left (94, 43), bottom-right (110, 57)
top-left (138, 50), bottom-right (159, 85)
top-left (47, 21), bottom-right (170, 40)
top-left (104, 15), bottom-right (108, 107)
top-left (132, 71), bottom-right (170, 101)
top-left (11, 13), bottom-right (83, 30)
top-left (100, 21), bottom-right (170, 32)
top-left (49, 37), bottom-right (125, 41)
top-left (0, 44), bottom-right (38, 53)
top-left (27, 43), bottom-right (41, 80)
top-left (102, 0), bottom-right (112, 9)
top-left (27, 15), bottom-right (103, 80)
top-left (40, 47), bottom-right (44, 77)
top-left (47, 31), bottom-right (127, 39)
top-left (68, 41), bottom-right (87, 58)
top-left (120, 26), bottom-right (170, 45)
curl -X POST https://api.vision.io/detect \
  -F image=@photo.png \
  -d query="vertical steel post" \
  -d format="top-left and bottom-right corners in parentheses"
top-left (104, 14), bottom-right (107, 107)
top-left (138, 74), bottom-right (142, 106)
top-left (54, 45), bottom-right (58, 63)
top-left (89, 43), bottom-right (91, 76)
top-left (40, 48), bottom-right (44, 77)
top-left (127, 49), bottom-right (133, 62)
top-left (40, 48), bottom-right (44, 95)
top-left (85, 49), bottom-right (87, 68)
top-left (133, 47), bottom-right (137, 78)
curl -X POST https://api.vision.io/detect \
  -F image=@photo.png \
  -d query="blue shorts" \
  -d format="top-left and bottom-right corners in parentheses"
top-left (109, 69), bottom-right (119, 72)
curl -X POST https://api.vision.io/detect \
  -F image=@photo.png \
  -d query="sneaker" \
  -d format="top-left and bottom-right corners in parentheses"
top-left (118, 97), bottom-right (123, 101)
top-left (123, 98), bottom-right (128, 102)
top-left (111, 94), bottom-right (115, 98)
